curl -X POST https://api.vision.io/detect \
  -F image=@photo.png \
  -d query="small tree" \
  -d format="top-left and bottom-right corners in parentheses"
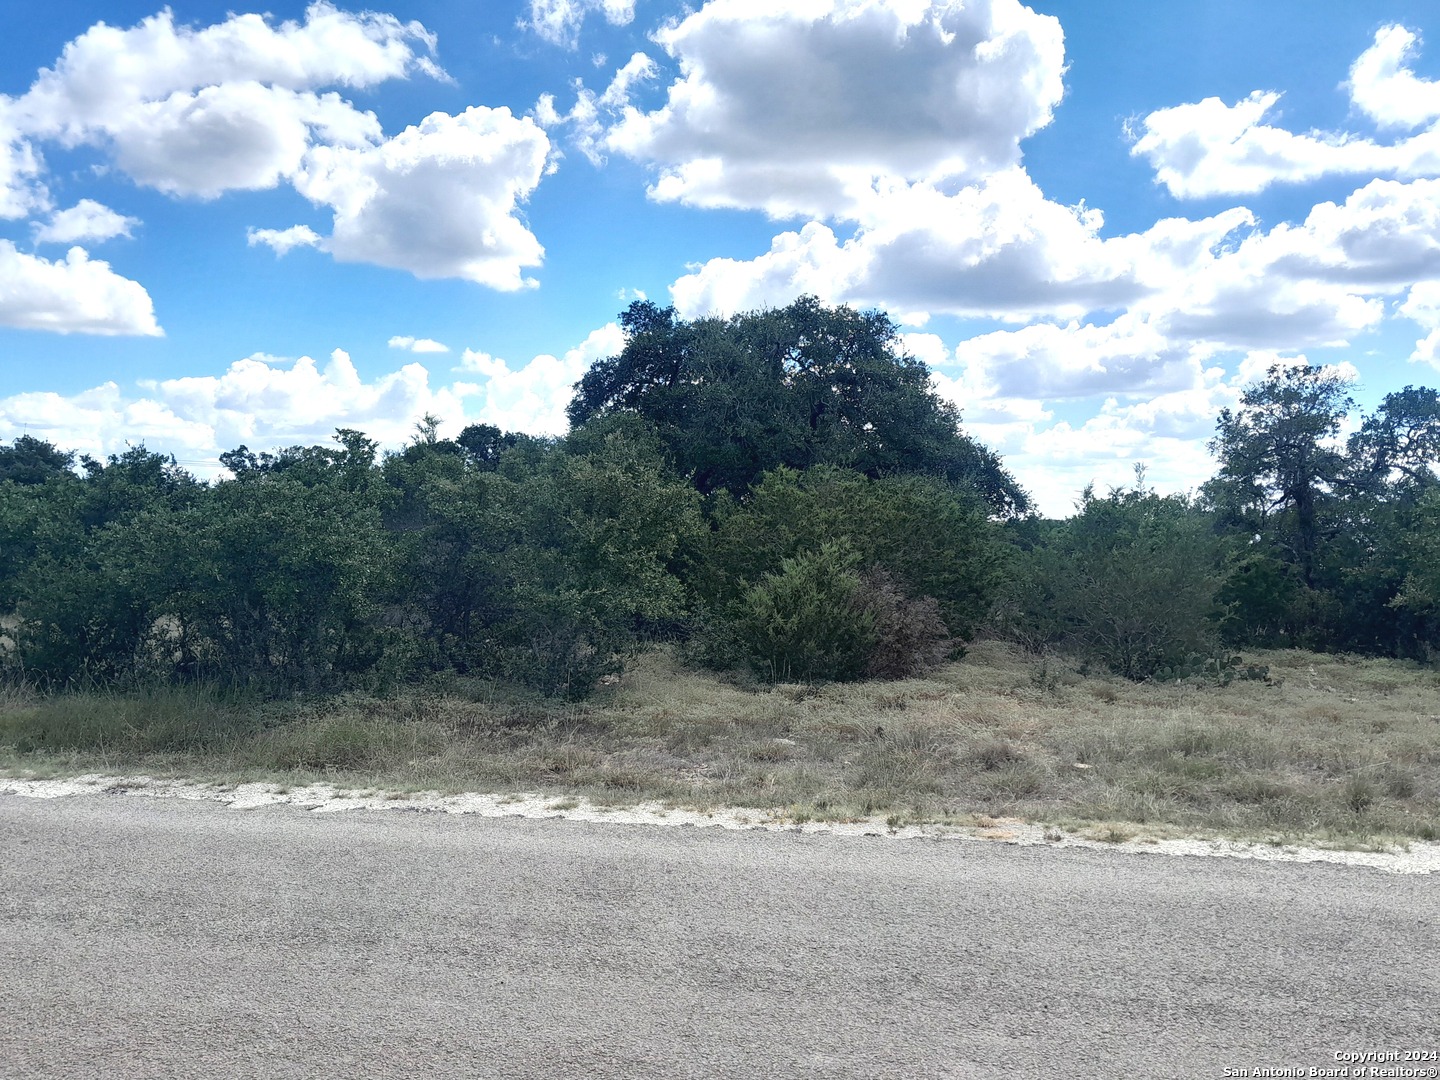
top-left (1010, 479), bottom-right (1228, 680)
top-left (731, 543), bottom-right (878, 683)
top-left (1207, 364), bottom-right (1354, 587)
top-left (1390, 488), bottom-right (1440, 652)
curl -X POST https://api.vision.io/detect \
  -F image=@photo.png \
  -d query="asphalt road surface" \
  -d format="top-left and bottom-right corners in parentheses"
top-left (1, 794), bottom-right (1436, 1080)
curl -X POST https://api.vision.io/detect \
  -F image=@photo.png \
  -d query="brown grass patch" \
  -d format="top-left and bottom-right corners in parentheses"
top-left (2, 640), bottom-right (1438, 844)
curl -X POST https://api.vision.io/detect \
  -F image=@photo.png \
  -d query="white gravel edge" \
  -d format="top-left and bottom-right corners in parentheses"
top-left (3, 772), bottom-right (1438, 875)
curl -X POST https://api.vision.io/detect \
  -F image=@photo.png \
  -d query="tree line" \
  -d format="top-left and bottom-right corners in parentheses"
top-left (2, 297), bottom-right (1439, 697)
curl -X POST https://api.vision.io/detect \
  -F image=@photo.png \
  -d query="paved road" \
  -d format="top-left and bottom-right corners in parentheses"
top-left (1, 794), bottom-right (1436, 1079)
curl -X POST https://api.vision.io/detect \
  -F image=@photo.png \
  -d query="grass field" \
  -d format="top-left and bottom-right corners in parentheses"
top-left (2, 641), bottom-right (1437, 846)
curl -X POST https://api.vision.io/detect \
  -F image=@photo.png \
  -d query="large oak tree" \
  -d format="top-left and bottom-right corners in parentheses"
top-left (567, 296), bottom-right (1029, 516)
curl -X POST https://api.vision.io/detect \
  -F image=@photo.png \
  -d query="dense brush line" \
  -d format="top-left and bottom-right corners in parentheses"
top-left (2, 300), bottom-right (1439, 698)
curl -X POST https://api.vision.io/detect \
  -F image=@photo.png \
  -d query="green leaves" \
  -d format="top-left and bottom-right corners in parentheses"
top-left (380, 421), bottom-right (704, 697)
top-left (695, 465), bottom-right (1007, 641)
top-left (732, 543), bottom-right (878, 684)
top-left (998, 486), bottom-right (1228, 680)
top-left (568, 295), bottom-right (1029, 516)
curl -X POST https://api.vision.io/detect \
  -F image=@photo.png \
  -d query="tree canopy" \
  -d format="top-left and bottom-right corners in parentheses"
top-left (567, 296), bottom-right (1029, 516)
top-left (5, 318), bottom-right (1440, 697)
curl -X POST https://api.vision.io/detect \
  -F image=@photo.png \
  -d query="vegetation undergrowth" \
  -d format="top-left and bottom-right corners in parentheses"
top-left (3, 641), bottom-right (1437, 847)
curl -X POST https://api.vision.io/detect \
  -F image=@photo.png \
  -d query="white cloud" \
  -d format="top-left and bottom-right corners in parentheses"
top-left (525, 0), bottom-right (636, 48)
top-left (0, 102), bottom-right (47, 219)
top-left (603, 0), bottom-right (1065, 219)
top-left (0, 325), bottom-right (629, 469)
top-left (854, 173), bottom-right (1145, 321)
top-left (1129, 27), bottom-right (1440, 199)
top-left (0, 6), bottom-right (549, 299)
top-left (931, 345), bottom-right (1367, 516)
top-left (103, 83), bottom-right (383, 199)
top-left (948, 314), bottom-right (1216, 402)
top-left (1401, 281), bottom-right (1440, 367)
top-left (0, 242), bottom-right (160, 336)
top-left (247, 224), bottom-right (323, 256)
top-left (457, 323), bottom-right (623, 433)
top-left (143, 349), bottom-right (469, 453)
top-left (1013, 388), bottom-right (1235, 516)
top-left (937, 356), bottom-right (1250, 516)
top-left (0, 382), bottom-right (206, 464)
top-left (293, 106), bottom-right (549, 289)
top-left (1401, 280), bottom-right (1440, 325)
top-left (1411, 330), bottom-right (1440, 368)
top-left (34, 199), bottom-right (138, 244)
top-left (659, 162), bottom-right (1440, 515)
top-left (675, 169), bottom-right (1440, 364)
top-left (1349, 25), bottom-right (1440, 130)
top-left (670, 171), bottom-right (1256, 326)
top-left (1153, 177), bottom-right (1440, 349)
top-left (0, 350), bottom-right (499, 472)
top-left (540, 52), bottom-right (658, 165)
top-left (1129, 92), bottom-right (1373, 199)
top-left (389, 336), bottom-right (450, 354)
top-left (670, 220), bottom-right (866, 318)
top-left (14, 3), bottom-right (441, 133)
top-left (8, 5), bottom-right (442, 197)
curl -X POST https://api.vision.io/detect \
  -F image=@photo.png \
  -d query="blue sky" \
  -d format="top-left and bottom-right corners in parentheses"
top-left (2, 0), bottom-right (1440, 513)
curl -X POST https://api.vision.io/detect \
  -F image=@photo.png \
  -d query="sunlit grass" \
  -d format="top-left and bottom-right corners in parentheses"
top-left (2, 641), bottom-right (1437, 844)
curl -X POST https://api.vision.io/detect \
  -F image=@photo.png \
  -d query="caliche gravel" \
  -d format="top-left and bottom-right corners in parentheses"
top-left (3, 771), bottom-right (1438, 874)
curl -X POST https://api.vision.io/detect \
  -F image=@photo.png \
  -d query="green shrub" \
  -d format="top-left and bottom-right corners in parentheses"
top-left (732, 543), bottom-right (877, 683)
top-left (997, 483), bottom-right (1228, 680)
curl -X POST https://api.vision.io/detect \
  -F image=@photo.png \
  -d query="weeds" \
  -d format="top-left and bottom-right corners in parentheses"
top-left (1, 641), bottom-right (1437, 844)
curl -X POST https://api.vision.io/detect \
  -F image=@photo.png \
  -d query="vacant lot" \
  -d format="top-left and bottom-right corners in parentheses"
top-left (2, 642), bottom-right (1437, 846)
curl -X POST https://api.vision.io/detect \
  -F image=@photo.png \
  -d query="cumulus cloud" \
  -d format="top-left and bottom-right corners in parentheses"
top-left (0, 4), bottom-right (558, 331)
top-left (1129, 27), bottom-right (1440, 199)
top-left (104, 84), bottom-right (383, 199)
top-left (0, 6), bottom-right (553, 304)
top-left (661, 162), bottom-right (1440, 509)
top-left (389, 336), bottom-right (450, 354)
top-left (8, 4), bottom-right (441, 195)
top-left (1013, 385), bottom-right (1240, 515)
top-left (0, 322), bottom-right (634, 474)
top-left (525, 0), bottom-right (636, 48)
top-left (1401, 281), bottom-right (1440, 367)
top-left (0, 242), bottom-right (160, 336)
top-left (538, 52), bottom-right (658, 165)
top-left (1349, 25), bottom-right (1440, 130)
top-left (675, 168), bottom-right (1440, 361)
top-left (33, 199), bottom-right (138, 244)
top-left (144, 349), bottom-right (470, 452)
top-left (670, 171), bottom-right (1254, 325)
top-left (602, 0), bottom-right (1065, 219)
top-left (1410, 330), bottom-right (1440, 368)
top-left (1149, 177), bottom-right (1440, 350)
top-left (0, 383), bottom-right (205, 464)
top-left (457, 323), bottom-right (623, 433)
top-left (948, 314), bottom-right (1216, 402)
top-left (14, 3), bottom-right (441, 131)
top-left (0, 319), bottom-right (633, 479)
top-left (247, 224), bottom-right (323, 256)
top-left (670, 221), bottom-right (866, 318)
top-left (293, 106), bottom-right (549, 288)
top-left (0, 349), bottom-right (515, 472)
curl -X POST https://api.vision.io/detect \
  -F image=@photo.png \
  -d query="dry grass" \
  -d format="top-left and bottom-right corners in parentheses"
top-left (2, 641), bottom-right (1438, 845)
